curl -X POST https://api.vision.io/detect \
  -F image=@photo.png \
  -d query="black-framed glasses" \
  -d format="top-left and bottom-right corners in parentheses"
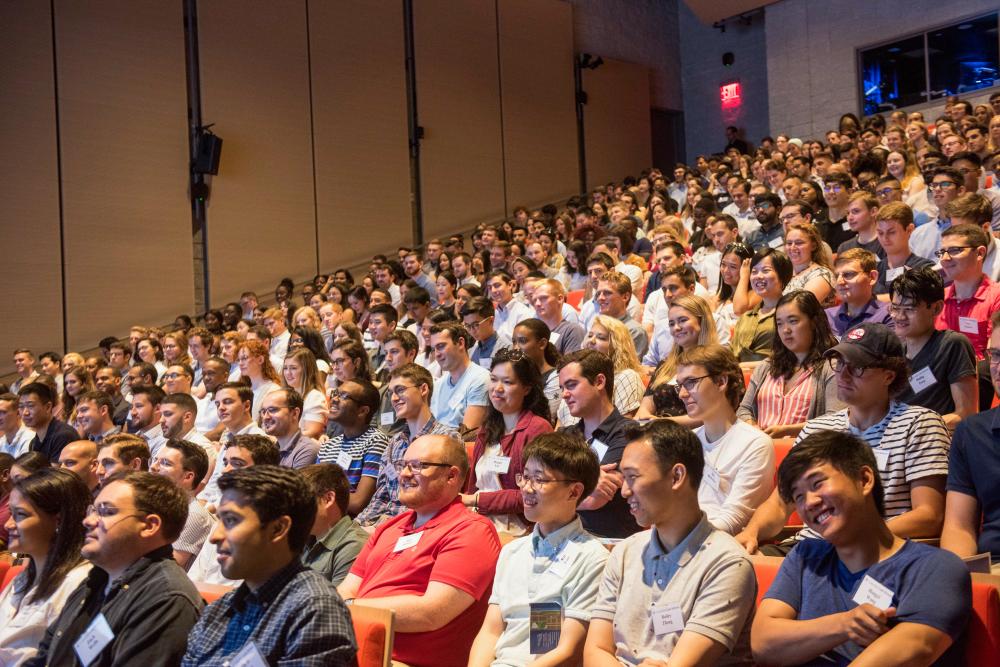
top-left (676, 375), bottom-right (712, 393)
top-left (934, 246), bottom-right (974, 259)
top-left (330, 390), bottom-right (358, 402)
top-left (515, 474), bottom-right (577, 490)
top-left (391, 460), bottom-right (452, 473)
top-left (827, 356), bottom-right (872, 378)
top-left (986, 348), bottom-right (1000, 365)
top-left (928, 181), bottom-right (958, 191)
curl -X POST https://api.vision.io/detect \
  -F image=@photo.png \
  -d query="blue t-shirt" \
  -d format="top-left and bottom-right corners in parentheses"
top-left (764, 538), bottom-right (971, 666)
top-left (430, 363), bottom-right (490, 429)
top-left (947, 406), bottom-right (1000, 559)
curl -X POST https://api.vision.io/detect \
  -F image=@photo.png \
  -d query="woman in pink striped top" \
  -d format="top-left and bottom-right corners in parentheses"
top-left (736, 290), bottom-right (844, 438)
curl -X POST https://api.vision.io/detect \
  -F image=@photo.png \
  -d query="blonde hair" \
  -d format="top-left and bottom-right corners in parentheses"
top-left (786, 222), bottom-right (832, 269)
top-left (590, 315), bottom-right (641, 373)
top-left (282, 347), bottom-right (324, 396)
top-left (292, 306), bottom-right (321, 331)
top-left (887, 149), bottom-right (921, 189)
top-left (650, 295), bottom-right (719, 389)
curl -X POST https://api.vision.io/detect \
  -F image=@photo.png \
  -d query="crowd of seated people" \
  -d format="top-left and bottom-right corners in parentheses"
top-left (0, 95), bottom-right (1000, 665)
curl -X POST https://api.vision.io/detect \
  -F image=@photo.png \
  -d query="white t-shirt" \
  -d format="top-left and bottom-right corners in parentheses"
top-left (251, 380), bottom-right (282, 420)
top-left (301, 388), bottom-right (329, 430)
top-left (695, 420), bottom-right (775, 535)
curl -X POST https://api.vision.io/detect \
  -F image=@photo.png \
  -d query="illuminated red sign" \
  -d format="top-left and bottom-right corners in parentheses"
top-left (720, 81), bottom-right (741, 108)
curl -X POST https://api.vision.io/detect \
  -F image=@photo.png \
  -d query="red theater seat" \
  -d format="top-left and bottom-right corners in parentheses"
top-left (351, 603), bottom-right (395, 667)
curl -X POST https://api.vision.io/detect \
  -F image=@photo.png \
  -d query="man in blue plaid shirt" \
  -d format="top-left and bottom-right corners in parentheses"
top-left (183, 465), bottom-right (357, 666)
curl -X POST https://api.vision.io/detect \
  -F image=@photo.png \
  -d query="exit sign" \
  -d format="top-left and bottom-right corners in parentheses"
top-left (720, 81), bottom-right (741, 108)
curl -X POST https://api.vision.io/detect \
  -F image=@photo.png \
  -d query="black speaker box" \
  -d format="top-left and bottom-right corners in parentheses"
top-left (194, 133), bottom-right (223, 175)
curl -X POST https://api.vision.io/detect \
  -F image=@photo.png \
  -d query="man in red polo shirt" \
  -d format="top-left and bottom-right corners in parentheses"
top-left (338, 433), bottom-right (500, 667)
top-left (936, 223), bottom-right (1000, 360)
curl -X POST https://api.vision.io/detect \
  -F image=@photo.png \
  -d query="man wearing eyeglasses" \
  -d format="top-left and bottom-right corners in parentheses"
top-left (462, 296), bottom-right (510, 368)
top-left (818, 171), bottom-right (857, 251)
top-left (935, 223), bottom-right (1000, 361)
top-left (735, 323), bottom-right (950, 556)
top-left (743, 192), bottom-right (784, 252)
top-left (26, 472), bottom-right (203, 667)
top-left (721, 179), bottom-right (758, 236)
top-left (909, 166), bottom-right (967, 261)
top-left (338, 433), bottom-right (500, 667)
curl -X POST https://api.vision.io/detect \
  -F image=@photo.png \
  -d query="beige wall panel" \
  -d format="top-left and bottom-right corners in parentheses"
top-left (0, 2), bottom-right (63, 375)
top-left (415, 0), bottom-right (506, 239)
top-left (56, 1), bottom-right (193, 352)
top-left (583, 58), bottom-right (652, 189)
top-left (198, 1), bottom-right (316, 305)
top-left (309, 1), bottom-right (412, 271)
top-left (498, 0), bottom-right (578, 209)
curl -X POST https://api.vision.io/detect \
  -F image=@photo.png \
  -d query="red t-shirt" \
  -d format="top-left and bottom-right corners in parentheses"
top-left (936, 275), bottom-right (1000, 360)
top-left (350, 497), bottom-right (500, 667)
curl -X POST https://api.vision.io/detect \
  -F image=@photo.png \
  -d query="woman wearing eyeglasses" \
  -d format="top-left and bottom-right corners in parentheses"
top-left (737, 290), bottom-right (844, 439)
top-left (461, 348), bottom-right (552, 537)
top-left (732, 248), bottom-right (793, 364)
top-left (636, 296), bottom-right (719, 423)
top-left (0, 468), bottom-right (91, 665)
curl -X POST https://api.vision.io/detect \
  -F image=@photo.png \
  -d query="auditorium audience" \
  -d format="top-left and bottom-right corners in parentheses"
top-left (0, 393), bottom-right (33, 457)
top-left (19, 383), bottom-right (77, 462)
top-left (299, 463), bottom-right (370, 585)
top-left (150, 439), bottom-right (212, 570)
top-left (731, 248), bottom-right (793, 362)
top-left (260, 388), bottom-right (321, 469)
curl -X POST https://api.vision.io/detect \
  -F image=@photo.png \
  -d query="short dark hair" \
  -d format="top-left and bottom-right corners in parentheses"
top-left (403, 286), bottom-right (431, 306)
top-left (889, 266), bottom-right (945, 306)
top-left (523, 432), bottom-right (599, 502)
top-left (216, 381), bottom-right (254, 405)
top-left (130, 384), bottom-right (165, 406)
top-left (17, 382), bottom-right (55, 406)
top-left (385, 329), bottom-right (419, 354)
top-left (557, 349), bottom-right (615, 400)
top-left (107, 471), bottom-right (190, 542)
top-left (132, 362), bottom-right (159, 384)
top-left (217, 465), bottom-right (317, 553)
top-left (369, 303), bottom-right (399, 324)
top-left (300, 463), bottom-right (351, 516)
top-left (624, 420), bottom-right (704, 489)
top-left (271, 388), bottom-right (304, 416)
top-left (751, 248), bottom-right (794, 287)
top-left (78, 390), bottom-right (113, 415)
top-left (777, 429), bottom-right (885, 516)
top-left (162, 439), bottom-right (210, 485)
top-left (460, 296), bottom-right (495, 319)
top-left (662, 265), bottom-right (697, 289)
top-left (226, 434), bottom-right (280, 466)
top-left (162, 392), bottom-right (198, 415)
top-left (344, 378), bottom-right (380, 421)
top-left (102, 433), bottom-right (151, 471)
top-left (429, 321), bottom-right (472, 352)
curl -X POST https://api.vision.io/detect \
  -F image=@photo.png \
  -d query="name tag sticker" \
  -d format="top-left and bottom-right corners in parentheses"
top-left (842, 221), bottom-right (852, 231)
top-left (873, 448), bottom-right (889, 470)
top-left (651, 603), bottom-right (685, 636)
top-left (702, 465), bottom-right (726, 501)
top-left (959, 316), bottom-right (979, 335)
top-left (768, 236), bottom-right (784, 248)
top-left (335, 451), bottom-right (353, 470)
top-left (853, 574), bottom-right (894, 610)
top-left (231, 640), bottom-right (269, 667)
top-left (529, 602), bottom-right (562, 654)
top-left (394, 531), bottom-right (423, 552)
top-left (909, 366), bottom-right (937, 394)
top-left (590, 438), bottom-right (609, 461)
top-left (549, 331), bottom-right (561, 344)
top-left (885, 266), bottom-right (904, 283)
top-left (477, 357), bottom-right (492, 368)
top-left (74, 612), bottom-right (115, 666)
top-left (486, 455), bottom-right (511, 474)
top-left (380, 411), bottom-right (395, 426)
top-left (548, 546), bottom-right (575, 579)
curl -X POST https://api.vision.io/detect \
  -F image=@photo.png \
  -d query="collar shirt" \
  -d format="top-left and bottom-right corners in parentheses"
top-left (470, 331), bottom-right (512, 368)
top-left (0, 424), bottom-right (35, 457)
top-left (494, 299), bottom-right (535, 340)
top-left (30, 418), bottom-right (80, 461)
top-left (825, 298), bottom-right (894, 339)
top-left (139, 424), bottom-right (168, 458)
top-left (88, 425), bottom-right (121, 445)
top-left (302, 515), bottom-right (371, 585)
top-left (908, 215), bottom-right (948, 261)
top-left (182, 561), bottom-right (356, 666)
top-left (936, 275), bottom-right (1000, 359)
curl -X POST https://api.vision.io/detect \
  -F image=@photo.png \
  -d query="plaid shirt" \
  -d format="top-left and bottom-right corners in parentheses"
top-left (355, 416), bottom-right (458, 526)
top-left (182, 561), bottom-right (356, 666)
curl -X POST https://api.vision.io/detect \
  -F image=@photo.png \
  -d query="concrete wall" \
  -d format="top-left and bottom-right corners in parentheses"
top-left (678, 1), bottom-right (770, 157)
top-left (766, 0), bottom-right (999, 139)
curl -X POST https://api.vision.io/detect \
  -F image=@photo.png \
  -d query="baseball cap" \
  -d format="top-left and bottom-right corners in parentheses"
top-left (823, 323), bottom-right (903, 367)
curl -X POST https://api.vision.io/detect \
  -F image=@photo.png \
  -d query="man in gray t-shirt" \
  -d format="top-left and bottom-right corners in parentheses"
top-left (585, 420), bottom-right (756, 666)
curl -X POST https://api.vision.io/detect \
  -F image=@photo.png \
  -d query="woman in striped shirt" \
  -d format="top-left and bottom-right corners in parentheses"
top-left (737, 290), bottom-right (844, 438)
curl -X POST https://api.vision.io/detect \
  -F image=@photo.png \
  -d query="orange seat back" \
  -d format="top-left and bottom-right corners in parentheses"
top-left (195, 582), bottom-right (233, 604)
top-left (351, 604), bottom-right (394, 667)
top-left (967, 574), bottom-right (1000, 666)
top-left (751, 556), bottom-right (782, 606)
top-left (1, 564), bottom-right (22, 591)
top-left (772, 438), bottom-right (802, 526)
top-left (566, 290), bottom-right (585, 310)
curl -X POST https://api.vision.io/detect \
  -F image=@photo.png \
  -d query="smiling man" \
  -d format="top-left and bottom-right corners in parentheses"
top-left (825, 249), bottom-right (894, 339)
top-left (150, 438), bottom-right (212, 570)
top-left (752, 430), bottom-right (971, 667)
top-left (26, 472), bottom-right (202, 667)
top-left (183, 465), bottom-right (356, 666)
top-left (429, 322), bottom-right (490, 434)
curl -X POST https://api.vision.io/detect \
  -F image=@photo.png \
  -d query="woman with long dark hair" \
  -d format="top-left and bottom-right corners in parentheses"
top-left (511, 319), bottom-right (561, 419)
top-left (731, 248), bottom-right (794, 363)
top-left (461, 348), bottom-right (552, 537)
top-left (737, 290), bottom-right (844, 438)
top-left (0, 468), bottom-right (91, 664)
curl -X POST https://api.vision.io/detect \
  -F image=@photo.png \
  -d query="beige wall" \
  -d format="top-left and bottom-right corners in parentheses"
top-left (583, 58), bottom-right (653, 189)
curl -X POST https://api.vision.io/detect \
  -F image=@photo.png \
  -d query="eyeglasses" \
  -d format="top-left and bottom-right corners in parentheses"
top-left (515, 474), bottom-right (577, 490)
top-left (987, 348), bottom-right (1000, 365)
top-left (330, 358), bottom-right (348, 366)
top-left (330, 390), bottom-right (357, 402)
top-left (463, 317), bottom-right (492, 331)
top-left (86, 504), bottom-right (147, 528)
top-left (888, 303), bottom-right (918, 318)
top-left (827, 356), bottom-right (873, 378)
top-left (387, 383), bottom-right (418, 398)
top-left (934, 246), bottom-right (974, 259)
top-left (875, 187), bottom-right (900, 197)
top-left (161, 372), bottom-right (184, 380)
top-left (928, 181), bottom-right (958, 191)
top-left (391, 460), bottom-right (452, 473)
top-left (676, 375), bottom-right (712, 393)
top-left (259, 405), bottom-right (288, 416)
top-left (779, 213), bottom-right (801, 223)
top-left (823, 184), bottom-right (844, 193)
top-left (753, 202), bottom-right (773, 210)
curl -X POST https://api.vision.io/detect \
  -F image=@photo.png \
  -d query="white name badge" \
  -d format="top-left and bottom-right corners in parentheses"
top-left (852, 574), bottom-right (894, 610)
top-left (873, 448), bottom-right (889, 470)
top-left (768, 236), bottom-right (784, 249)
top-left (380, 411), bottom-right (395, 426)
top-left (74, 612), bottom-right (115, 666)
top-left (885, 266), bottom-right (904, 283)
top-left (959, 316), bottom-right (979, 335)
top-left (336, 450), bottom-right (353, 470)
top-left (231, 640), bottom-right (269, 667)
top-left (590, 438), bottom-right (609, 461)
top-left (394, 531), bottom-right (424, 552)
top-left (651, 602), bottom-right (685, 636)
top-left (548, 547), bottom-right (575, 579)
top-left (842, 221), bottom-right (852, 231)
top-left (702, 465), bottom-right (726, 500)
top-left (477, 357), bottom-right (492, 367)
top-left (486, 455), bottom-right (511, 474)
top-left (909, 366), bottom-right (937, 394)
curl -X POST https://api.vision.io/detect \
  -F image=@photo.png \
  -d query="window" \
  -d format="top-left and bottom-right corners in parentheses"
top-left (859, 13), bottom-right (999, 115)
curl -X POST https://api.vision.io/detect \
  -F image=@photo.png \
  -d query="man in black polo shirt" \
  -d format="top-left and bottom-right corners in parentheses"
top-left (26, 471), bottom-right (202, 666)
top-left (18, 382), bottom-right (78, 461)
top-left (889, 267), bottom-right (978, 429)
top-left (557, 349), bottom-right (639, 539)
